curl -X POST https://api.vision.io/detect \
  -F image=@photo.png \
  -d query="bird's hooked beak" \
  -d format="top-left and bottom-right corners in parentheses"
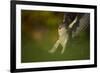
top-left (58, 24), bottom-right (66, 29)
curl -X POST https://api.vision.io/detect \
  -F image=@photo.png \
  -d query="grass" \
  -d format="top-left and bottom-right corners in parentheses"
top-left (21, 30), bottom-right (90, 63)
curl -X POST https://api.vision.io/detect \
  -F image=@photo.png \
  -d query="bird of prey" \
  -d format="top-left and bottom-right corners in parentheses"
top-left (49, 13), bottom-right (90, 54)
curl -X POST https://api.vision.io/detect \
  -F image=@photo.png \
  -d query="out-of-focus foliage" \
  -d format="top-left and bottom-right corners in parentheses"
top-left (21, 10), bottom-right (90, 63)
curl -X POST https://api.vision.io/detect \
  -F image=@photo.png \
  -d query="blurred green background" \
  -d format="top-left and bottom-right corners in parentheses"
top-left (21, 10), bottom-right (90, 63)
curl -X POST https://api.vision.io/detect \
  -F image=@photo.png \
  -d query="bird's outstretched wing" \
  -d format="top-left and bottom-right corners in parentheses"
top-left (71, 13), bottom-right (90, 38)
top-left (63, 13), bottom-right (90, 38)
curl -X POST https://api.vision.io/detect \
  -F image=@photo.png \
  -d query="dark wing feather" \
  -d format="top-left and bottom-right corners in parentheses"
top-left (62, 13), bottom-right (90, 38)
top-left (72, 13), bottom-right (90, 38)
top-left (63, 13), bottom-right (78, 29)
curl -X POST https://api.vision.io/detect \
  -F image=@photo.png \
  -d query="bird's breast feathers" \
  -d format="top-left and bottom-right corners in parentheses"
top-left (58, 27), bottom-right (69, 43)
